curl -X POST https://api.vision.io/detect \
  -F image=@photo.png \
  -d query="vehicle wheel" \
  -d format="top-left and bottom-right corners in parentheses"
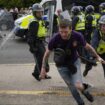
top-left (0, 23), bottom-right (8, 31)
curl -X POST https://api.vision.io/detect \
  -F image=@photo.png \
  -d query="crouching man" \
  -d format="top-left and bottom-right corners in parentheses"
top-left (40, 19), bottom-right (105, 105)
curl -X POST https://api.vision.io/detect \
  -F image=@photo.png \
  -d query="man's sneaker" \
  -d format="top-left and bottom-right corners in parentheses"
top-left (83, 83), bottom-right (94, 90)
top-left (82, 91), bottom-right (94, 102)
top-left (45, 75), bottom-right (51, 79)
top-left (32, 73), bottom-right (41, 81)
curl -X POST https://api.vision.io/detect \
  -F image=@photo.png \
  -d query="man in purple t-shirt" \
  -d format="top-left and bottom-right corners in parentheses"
top-left (40, 19), bottom-right (105, 105)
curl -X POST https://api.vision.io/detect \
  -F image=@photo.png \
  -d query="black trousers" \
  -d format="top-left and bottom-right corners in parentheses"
top-left (32, 42), bottom-right (49, 76)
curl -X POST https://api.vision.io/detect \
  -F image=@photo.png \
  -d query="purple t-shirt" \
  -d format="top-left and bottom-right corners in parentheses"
top-left (48, 30), bottom-right (86, 63)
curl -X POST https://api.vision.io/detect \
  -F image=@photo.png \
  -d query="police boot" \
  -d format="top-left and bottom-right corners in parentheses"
top-left (32, 73), bottom-right (41, 81)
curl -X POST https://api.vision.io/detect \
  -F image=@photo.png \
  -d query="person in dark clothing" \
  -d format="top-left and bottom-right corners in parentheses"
top-left (83, 15), bottom-right (105, 77)
top-left (99, 2), bottom-right (105, 16)
top-left (85, 5), bottom-right (96, 43)
top-left (27, 3), bottom-right (51, 81)
top-left (83, 5), bottom-right (97, 77)
top-left (71, 6), bottom-right (85, 36)
top-left (40, 19), bottom-right (105, 105)
top-left (71, 6), bottom-right (86, 62)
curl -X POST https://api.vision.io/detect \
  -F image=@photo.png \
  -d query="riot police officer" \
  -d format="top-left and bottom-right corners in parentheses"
top-left (71, 6), bottom-right (85, 60)
top-left (83, 15), bottom-right (105, 77)
top-left (27, 3), bottom-right (51, 81)
top-left (82, 5), bottom-right (97, 76)
top-left (71, 6), bottom-right (85, 35)
top-left (85, 5), bottom-right (97, 43)
top-left (99, 2), bottom-right (105, 16)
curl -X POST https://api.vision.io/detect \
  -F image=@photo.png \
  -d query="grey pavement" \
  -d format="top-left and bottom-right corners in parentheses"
top-left (0, 63), bottom-right (105, 105)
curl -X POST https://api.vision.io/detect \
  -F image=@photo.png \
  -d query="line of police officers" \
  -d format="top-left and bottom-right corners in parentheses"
top-left (70, 3), bottom-right (105, 77)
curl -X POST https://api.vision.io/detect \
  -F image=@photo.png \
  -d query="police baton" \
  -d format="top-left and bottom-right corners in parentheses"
top-left (79, 55), bottom-right (98, 66)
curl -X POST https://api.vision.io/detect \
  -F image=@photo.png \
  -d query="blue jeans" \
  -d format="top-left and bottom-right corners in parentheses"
top-left (57, 58), bottom-right (84, 105)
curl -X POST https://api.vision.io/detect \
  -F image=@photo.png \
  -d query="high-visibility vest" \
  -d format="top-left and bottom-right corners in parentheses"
top-left (20, 15), bottom-right (34, 29)
top-left (80, 12), bottom-right (85, 17)
top-left (30, 18), bottom-right (47, 38)
top-left (91, 14), bottom-right (97, 27)
top-left (94, 13), bottom-right (101, 21)
top-left (85, 14), bottom-right (97, 27)
top-left (97, 31), bottom-right (105, 54)
top-left (75, 15), bottom-right (85, 30)
top-left (101, 10), bottom-right (105, 13)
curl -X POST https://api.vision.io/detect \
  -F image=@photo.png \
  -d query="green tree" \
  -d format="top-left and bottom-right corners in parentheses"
top-left (0, 0), bottom-right (41, 9)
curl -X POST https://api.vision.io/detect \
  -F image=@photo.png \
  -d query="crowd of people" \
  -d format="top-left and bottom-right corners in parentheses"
top-left (26, 1), bottom-right (105, 105)
top-left (0, 1), bottom-right (104, 105)
top-left (0, 7), bottom-right (32, 21)
top-left (70, 3), bottom-right (105, 77)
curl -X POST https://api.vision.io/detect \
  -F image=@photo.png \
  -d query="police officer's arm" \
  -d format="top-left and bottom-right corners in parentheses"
top-left (72, 17), bottom-right (79, 30)
top-left (27, 21), bottom-right (39, 44)
top-left (27, 21), bottom-right (39, 52)
top-left (85, 43), bottom-right (105, 64)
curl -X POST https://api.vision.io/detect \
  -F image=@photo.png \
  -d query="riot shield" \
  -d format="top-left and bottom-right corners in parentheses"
top-left (42, 0), bottom-right (56, 43)
top-left (47, 4), bottom-right (55, 38)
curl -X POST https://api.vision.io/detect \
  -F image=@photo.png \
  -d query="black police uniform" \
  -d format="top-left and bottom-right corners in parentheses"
top-left (27, 19), bottom-right (50, 81)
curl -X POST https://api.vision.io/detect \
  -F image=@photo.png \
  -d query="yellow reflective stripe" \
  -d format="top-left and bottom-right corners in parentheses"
top-left (94, 13), bottom-right (101, 20)
top-left (92, 15), bottom-right (97, 27)
top-left (97, 31), bottom-right (105, 54)
top-left (97, 39), bottom-right (105, 54)
top-left (75, 15), bottom-right (85, 30)
top-left (37, 21), bottom-right (46, 37)
top-left (75, 16), bottom-right (85, 30)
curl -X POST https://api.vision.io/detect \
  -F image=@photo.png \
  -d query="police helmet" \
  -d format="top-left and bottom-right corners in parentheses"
top-left (78, 6), bottom-right (83, 11)
top-left (85, 5), bottom-right (94, 13)
top-left (98, 15), bottom-right (105, 24)
top-left (71, 6), bottom-right (80, 15)
top-left (99, 2), bottom-right (105, 10)
top-left (32, 3), bottom-right (44, 12)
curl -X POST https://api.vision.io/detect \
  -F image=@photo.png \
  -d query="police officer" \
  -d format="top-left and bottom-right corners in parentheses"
top-left (83, 15), bottom-right (105, 77)
top-left (82, 5), bottom-right (97, 76)
top-left (27, 3), bottom-right (51, 81)
top-left (71, 6), bottom-right (85, 60)
top-left (99, 2), bottom-right (105, 16)
top-left (71, 6), bottom-right (85, 35)
top-left (85, 5), bottom-right (97, 43)
top-left (78, 6), bottom-right (85, 17)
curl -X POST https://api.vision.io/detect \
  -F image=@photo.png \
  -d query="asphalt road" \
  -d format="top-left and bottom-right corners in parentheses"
top-left (0, 30), bottom-right (53, 64)
top-left (0, 30), bottom-right (105, 105)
